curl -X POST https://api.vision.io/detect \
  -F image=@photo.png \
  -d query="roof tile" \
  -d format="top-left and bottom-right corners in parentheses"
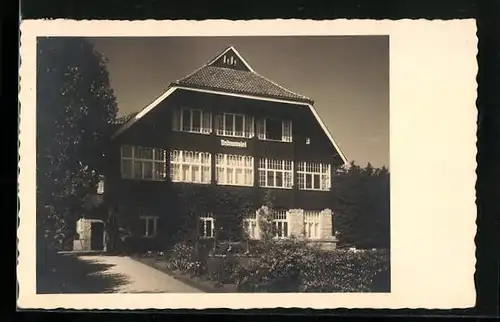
top-left (173, 65), bottom-right (313, 104)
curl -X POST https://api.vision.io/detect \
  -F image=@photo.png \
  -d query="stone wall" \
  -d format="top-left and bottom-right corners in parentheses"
top-left (288, 209), bottom-right (305, 239)
top-left (249, 207), bottom-right (337, 250)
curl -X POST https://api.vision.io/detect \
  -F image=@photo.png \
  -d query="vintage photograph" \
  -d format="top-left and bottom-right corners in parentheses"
top-left (35, 35), bottom-right (390, 294)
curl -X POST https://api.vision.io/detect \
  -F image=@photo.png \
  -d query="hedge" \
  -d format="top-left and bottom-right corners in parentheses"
top-left (164, 240), bottom-right (390, 292)
top-left (234, 240), bottom-right (390, 292)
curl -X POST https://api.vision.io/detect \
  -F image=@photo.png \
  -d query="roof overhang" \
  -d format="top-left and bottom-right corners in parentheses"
top-left (112, 85), bottom-right (349, 165)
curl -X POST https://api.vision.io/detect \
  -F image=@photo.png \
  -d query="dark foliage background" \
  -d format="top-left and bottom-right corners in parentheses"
top-left (332, 162), bottom-right (390, 249)
top-left (36, 37), bottom-right (117, 251)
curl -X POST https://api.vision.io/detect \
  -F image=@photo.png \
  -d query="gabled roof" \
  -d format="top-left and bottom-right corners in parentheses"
top-left (111, 46), bottom-right (348, 165)
top-left (172, 46), bottom-right (314, 104)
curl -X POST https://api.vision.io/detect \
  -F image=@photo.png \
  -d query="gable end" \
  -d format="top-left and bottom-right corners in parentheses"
top-left (207, 46), bottom-right (254, 72)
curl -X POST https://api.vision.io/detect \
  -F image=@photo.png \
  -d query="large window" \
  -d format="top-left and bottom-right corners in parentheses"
top-left (121, 146), bottom-right (166, 181)
top-left (199, 213), bottom-right (214, 238)
top-left (140, 216), bottom-right (159, 237)
top-left (273, 210), bottom-right (289, 238)
top-left (216, 154), bottom-right (254, 186)
top-left (172, 108), bottom-right (212, 134)
top-left (258, 159), bottom-right (293, 189)
top-left (170, 150), bottom-right (212, 184)
top-left (256, 118), bottom-right (292, 142)
top-left (304, 211), bottom-right (321, 239)
top-left (215, 113), bottom-right (254, 138)
top-left (297, 162), bottom-right (331, 191)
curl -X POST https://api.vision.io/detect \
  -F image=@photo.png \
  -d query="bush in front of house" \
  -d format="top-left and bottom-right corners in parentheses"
top-left (205, 241), bottom-right (253, 285)
top-left (164, 242), bottom-right (210, 278)
top-left (298, 248), bottom-right (390, 292)
top-left (233, 239), bottom-right (390, 293)
top-left (232, 239), bottom-right (309, 292)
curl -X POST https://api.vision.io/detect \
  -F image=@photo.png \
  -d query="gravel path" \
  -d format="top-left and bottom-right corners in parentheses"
top-left (76, 255), bottom-right (204, 293)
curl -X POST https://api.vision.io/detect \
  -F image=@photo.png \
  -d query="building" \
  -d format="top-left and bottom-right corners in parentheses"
top-left (105, 46), bottom-right (348, 251)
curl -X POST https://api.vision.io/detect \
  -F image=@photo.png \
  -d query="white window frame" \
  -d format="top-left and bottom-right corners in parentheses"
top-left (304, 211), bottom-right (321, 240)
top-left (258, 159), bottom-right (294, 189)
top-left (256, 118), bottom-right (292, 142)
top-left (199, 213), bottom-right (215, 239)
top-left (169, 150), bottom-right (212, 184)
top-left (243, 212), bottom-right (258, 240)
top-left (120, 146), bottom-right (166, 181)
top-left (297, 162), bottom-right (331, 191)
top-left (97, 179), bottom-right (104, 194)
top-left (216, 154), bottom-right (254, 187)
top-left (273, 210), bottom-right (289, 239)
top-left (172, 107), bottom-right (212, 134)
top-left (140, 215), bottom-right (159, 238)
top-left (215, 112), bottom-right (254, 138)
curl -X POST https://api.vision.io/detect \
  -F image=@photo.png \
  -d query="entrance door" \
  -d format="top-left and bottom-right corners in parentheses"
top-left (90, 221), bottom-right (104, 251)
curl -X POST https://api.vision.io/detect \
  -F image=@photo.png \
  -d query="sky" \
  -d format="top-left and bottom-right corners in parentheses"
top-left (89, 36), bottom-right (389, 168)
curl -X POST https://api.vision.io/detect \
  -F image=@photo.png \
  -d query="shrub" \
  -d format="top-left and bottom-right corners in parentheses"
top-left (299, 249), bottom-right (390, 292)
top-left (164, 242), bottom-right (208, 278)
top-left (207, 255), bottom-right (240, 284)
top-left (233, 239), bottom-right (308, 292)
top-left (234, 240), bottom-right (390, 293)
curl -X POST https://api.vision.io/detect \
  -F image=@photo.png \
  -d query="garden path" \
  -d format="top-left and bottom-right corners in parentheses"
top-left (77, 255), bottom-right (204, 293)
top-left (37, 253), bottom-right (203, 293)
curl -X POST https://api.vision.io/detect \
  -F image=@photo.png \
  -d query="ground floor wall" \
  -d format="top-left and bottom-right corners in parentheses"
top-left (105, 181), bottom-right (337, 251)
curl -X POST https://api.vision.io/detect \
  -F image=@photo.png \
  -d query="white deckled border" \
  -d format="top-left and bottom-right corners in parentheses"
top-left (18, 19), bottom-right (477, 310)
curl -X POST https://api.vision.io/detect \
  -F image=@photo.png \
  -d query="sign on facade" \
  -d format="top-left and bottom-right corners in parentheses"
top-left (220, 139), bottom-right (247, 148)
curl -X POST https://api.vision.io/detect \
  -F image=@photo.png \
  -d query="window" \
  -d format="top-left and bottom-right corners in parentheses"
top-left (297, 162), bottom-right (331, 191)
top-left (258, 159), bottom-right (293, 189)
top-left (170, 150), bottom-right (211, 184)
top-left (121, 146), bottom-right (166, 181)
top-left (273, 210), bottom-right (289, 238)
top-left (223, 55), bottom-right (237, 66)
top-left (256, 118), bottom-right (292, 142)
top-left (216, 154), bottom-right (254, 186)
top-left (244, 213), bottom-right (258, 239)
top-left (140, 216), bottom-right (159, 237)
top-left (172, 108), bottom-right (212, 134)
top-left (199, 213), bottom-right (214, 238)
top-left (97, 179), bottom-right (104, 194)
top-left (304, 211), bottom-right (321, 239)
top-left (215, 113), bottom-right (254, 138)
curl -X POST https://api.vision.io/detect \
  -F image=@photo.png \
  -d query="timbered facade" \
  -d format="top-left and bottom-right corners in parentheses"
top-left (105, 46), bottom-right (348, 250)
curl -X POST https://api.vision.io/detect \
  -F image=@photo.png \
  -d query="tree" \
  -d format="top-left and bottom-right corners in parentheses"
top-left (36, 37), bottom-right (117, 250)
top-left (213, 187), bottom-right (257, 244)
top-left (258, 189), bottom-right (277, 243)
top-left (332, 161), bottom-right (390, 249)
